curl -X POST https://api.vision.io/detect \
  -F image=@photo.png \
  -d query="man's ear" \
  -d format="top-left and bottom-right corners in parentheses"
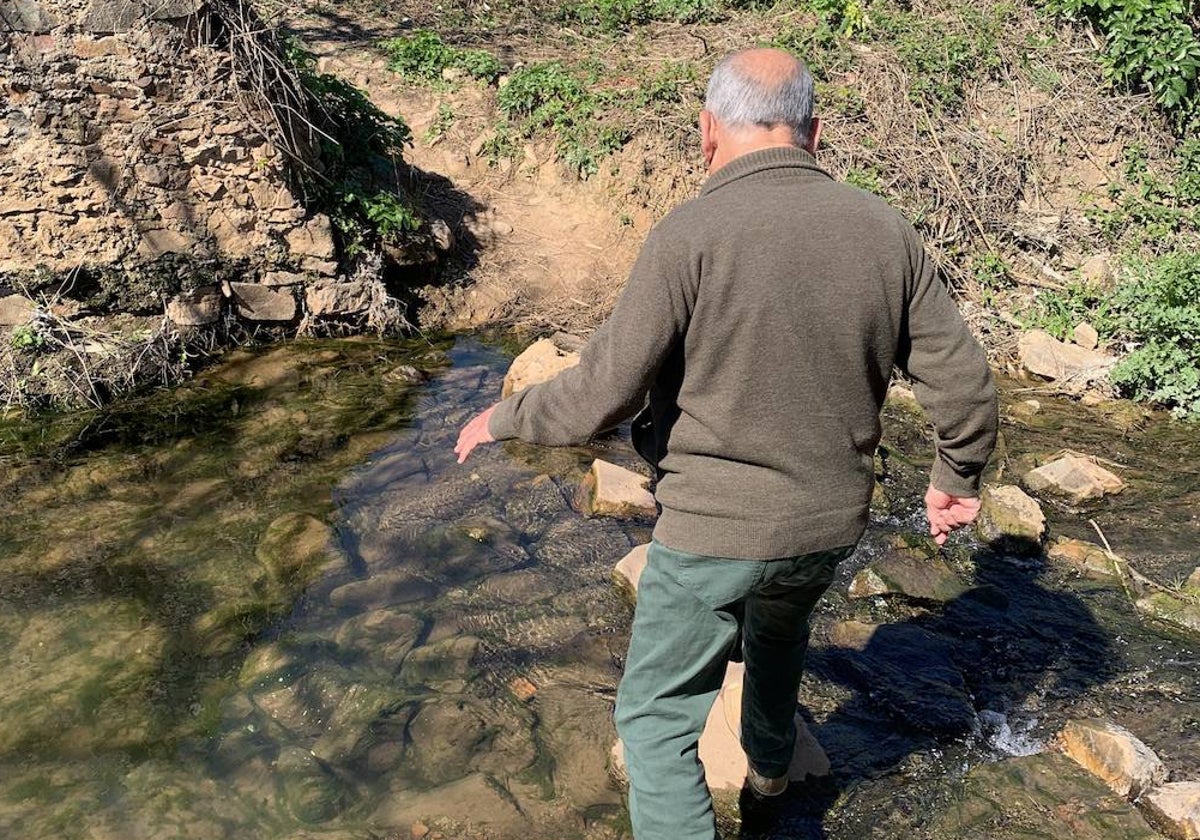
top-left (700, 109), bottom-right (717, 169)
top-left (805, 116), bottom-right (822, 155)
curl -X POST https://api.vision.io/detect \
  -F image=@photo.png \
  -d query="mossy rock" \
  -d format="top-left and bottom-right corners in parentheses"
top-left (928, 752), bottom-right (1159, 840)
top-left (256, 513), bottom-right (336, 590)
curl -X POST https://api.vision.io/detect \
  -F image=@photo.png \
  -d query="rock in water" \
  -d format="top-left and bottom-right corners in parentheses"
top-left (929, 752), bottom-right (1160, 839)
top-left (609, 663), bottom-right (830, 795)
top-left (1047, 538), bottom-right (1128, 582)
top-left (501, 338), bottom-right (581, 398)
top-left (976, 485), bottom-right (1046, 554)
top-left (576, 459), bottom-right (656, 518)
top-left (826, 621), bottom-right (976, 736)
top-left (1136, 592), bottom-right (1200, 637)
top-left (847, 542), bottom-right (967, 603)
top-left (1142, 782), bottom-right (1200, 840)
top-left (1018, 329), bottom-right (1116, 393)
top-left (1059, 719), bottom-right (1167, 799)
top-left (1024, 452), bottom-right (1125, 504)
top-left (613, 543), bottom-right (650, 605)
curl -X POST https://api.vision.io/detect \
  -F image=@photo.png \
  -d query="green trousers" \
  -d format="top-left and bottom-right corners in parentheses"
top-left (613, 539), bottom-right (853, 840)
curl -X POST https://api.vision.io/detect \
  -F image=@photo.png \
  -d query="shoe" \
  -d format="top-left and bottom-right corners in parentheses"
top-left (746, 764), bottom-right (788, 798)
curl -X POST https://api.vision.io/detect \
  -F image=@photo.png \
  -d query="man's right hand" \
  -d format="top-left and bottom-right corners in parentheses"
top-left (925, 485), bottom-right (980, 546)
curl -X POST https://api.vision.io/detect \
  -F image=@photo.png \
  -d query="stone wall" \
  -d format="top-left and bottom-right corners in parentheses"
top-left (0, 0), bottom-right (376, 330)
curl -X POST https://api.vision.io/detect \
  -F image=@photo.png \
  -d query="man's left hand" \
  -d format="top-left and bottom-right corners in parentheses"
top-left (455, 405), bottom-right (498, 463)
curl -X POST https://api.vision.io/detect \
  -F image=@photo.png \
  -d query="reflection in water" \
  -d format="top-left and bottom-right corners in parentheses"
top-left (0, 337), bottom-right (1196, 840)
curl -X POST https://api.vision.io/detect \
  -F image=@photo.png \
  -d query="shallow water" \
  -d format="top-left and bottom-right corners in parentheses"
top-left (0, 337), bottom-right (1196, 840)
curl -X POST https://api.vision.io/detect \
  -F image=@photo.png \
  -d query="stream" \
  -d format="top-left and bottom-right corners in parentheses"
top-left (0, 335), bottom-right (1196, 840)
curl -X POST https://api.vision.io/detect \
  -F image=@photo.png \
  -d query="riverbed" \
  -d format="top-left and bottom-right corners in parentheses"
top-left (0, 335), bottom-right (1196, 839)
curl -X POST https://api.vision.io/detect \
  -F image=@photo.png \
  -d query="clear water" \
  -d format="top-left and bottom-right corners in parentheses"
top-left (0, 337), bottom-right (1196, 840)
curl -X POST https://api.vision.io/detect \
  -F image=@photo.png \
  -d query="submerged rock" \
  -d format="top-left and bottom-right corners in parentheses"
top-left (1142, 782), bottom-right (1200, 840)
top-left (848, 541), bottom-right (968, 603)
top-left (1024, 452), bottom-right (1125, 504)
top-left (976, 485), bottom-right (1046, 553)
top-left (1047, 538), bottom-right (1128, 581)
top-left (1059, 718), bottom-right (1167, 799)
top-left (399, 636), bottom-right (481, 692)
top-left (328, 571), bottom-right (438, 611)
top-left (826, 621), bottom-right (976, 735)
top-left (929, 751), bottom-right (1160, 839)
top-left (576, 459), bottom-right (656, 519)
top-left (1018, 329), bottom-right (1116, 393)
top-left (257, 513), bottom-right (335, 588)
top-left (1136, 592), bottom-right (1200, 637)
top-left (501, 337), bottom-right (581, 398)
top-left (612, 543), bottom-right (649, 605)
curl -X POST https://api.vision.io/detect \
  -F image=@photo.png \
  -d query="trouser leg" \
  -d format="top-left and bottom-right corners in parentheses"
top-left (614, 542), bottom-right (756, 840)
top-left (740, 547), bottom-right (851, 777)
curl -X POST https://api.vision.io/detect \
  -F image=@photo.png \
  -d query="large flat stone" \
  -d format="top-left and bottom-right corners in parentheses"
top-left (1024, 453), bottom-right (1125, 504)
top-left (230, 282), bottom-right (296, 322)
top-left (1019, 329), bottom-right (1116, 393)
top-left (1059, 718), bottom-right (1167, 799)
top-left (848, 543), bottom-right (968, 603)
top-left (0, 294), bottom-right (35, 326)
top-left (501, 337), bottom-right (581, 398)
top-left (306, 278), bottom-right (374, 317)
top-left (929, 752), bottom-right (1160, 839)
top-left (166, 286), bottom-right (221, 327)
top-left (82, 0), bottom-right (201, 33)
top-left (1136, 592), bottom-right (1200, 637)
top-left (612, 543), bottom-right (649, 605)
top-left (576, 459), bottom-right (656, 519)
top-left (1047, 538), bottom-right (1127, 581)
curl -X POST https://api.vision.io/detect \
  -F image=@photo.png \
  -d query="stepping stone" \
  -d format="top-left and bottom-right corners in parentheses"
top-left (976, 484), bottom-right (1046, 554)
top-left (1059, 718), bottom-right (1167, 799)
top-left (1142, 782), bottom-right (1200, 840)
top-left (501, 337), bottom-right (580, 398)
top-left (577, 459), bottom-right (656, 518)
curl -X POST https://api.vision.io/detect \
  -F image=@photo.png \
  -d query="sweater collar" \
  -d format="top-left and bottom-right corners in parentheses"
top-left (699, 146), bottom-right (832, 196)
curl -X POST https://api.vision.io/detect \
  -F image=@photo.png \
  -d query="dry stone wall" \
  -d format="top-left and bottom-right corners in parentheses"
top-left (0, 0), bottom-right (369, 330)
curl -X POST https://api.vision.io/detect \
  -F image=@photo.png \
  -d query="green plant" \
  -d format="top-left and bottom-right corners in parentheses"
top-left (1027, 251), bottom-right (1200, 418)
top-left (1107, 251), bottom-right (1200, 418)
top-left (283, 38), bottom-right (422, 257)
top-left (1046, 0), bottom-right (1200, 131)
top-left (380, 30), bottom-right (502, 82)
top-left (555, 0), bottom-right (724, 31)
top-left (424, 102), bottom-right (456, 142)
top-left (970, 252), bottom-right (1012, 305)
top-left (496, 61), bottom-right (628, 177)
top-left (9, 324), bottom-right (45, 352)
top-left (1089, 140), bottom-right (1200, 246)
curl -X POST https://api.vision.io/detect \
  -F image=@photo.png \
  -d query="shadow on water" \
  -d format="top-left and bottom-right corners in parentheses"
top-left (738, 536), bottom-right (1117, 840)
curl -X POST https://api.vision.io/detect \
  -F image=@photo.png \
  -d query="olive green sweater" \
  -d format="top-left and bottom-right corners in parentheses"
top-left (489, 146), bottom-right (998, 560)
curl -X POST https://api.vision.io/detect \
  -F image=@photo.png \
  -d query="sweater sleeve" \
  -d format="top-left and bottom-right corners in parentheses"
top-left (895, 227), bottom-right (999, 497)
top-left (487, 223), bottom-right (695, 445)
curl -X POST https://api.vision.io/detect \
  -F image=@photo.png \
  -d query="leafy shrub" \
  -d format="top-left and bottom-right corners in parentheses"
top-left (1046, 0), bottom-right (1200, 131)
top-left (1107, 251), bottom-right (1200, 418)
top-left (555, 0), bottom-right (749, 30)
top-left (380, 30), bottom-right (502, 82)
top-left (1026, 251), bottom-right (1200, 419)
top-left (283, 39), bottom-right (421, 257)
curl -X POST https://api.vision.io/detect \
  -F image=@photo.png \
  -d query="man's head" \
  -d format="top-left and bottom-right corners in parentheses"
top-left (701, 48), bottom-right (820, 172)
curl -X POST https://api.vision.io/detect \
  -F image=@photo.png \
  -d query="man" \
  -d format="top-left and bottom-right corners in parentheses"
top-left (455, 48), bottom-right (997, 840)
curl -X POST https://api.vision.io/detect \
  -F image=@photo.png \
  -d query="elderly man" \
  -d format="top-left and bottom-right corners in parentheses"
top-left (456, 48), bottom-right (997, 839)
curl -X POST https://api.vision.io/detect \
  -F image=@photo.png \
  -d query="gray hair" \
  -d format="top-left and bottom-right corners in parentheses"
top-left (704, 52), bottom-right (815, 146)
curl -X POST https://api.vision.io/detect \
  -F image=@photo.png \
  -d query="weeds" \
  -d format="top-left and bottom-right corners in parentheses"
top-left (1089, 139), bottom-right (1200, 248)
top-left (283, 38), bottom-right (424, 259)
top-left (380, 30), bottom-right (502, 83)
top-left (424, 103), bottom-right (456, 143)
top-left (1026, 251), bottom-right (1200, 419)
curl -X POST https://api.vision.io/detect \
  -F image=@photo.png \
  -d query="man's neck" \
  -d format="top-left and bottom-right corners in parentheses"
top-left (709, 138), bottom-right (799, 175)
